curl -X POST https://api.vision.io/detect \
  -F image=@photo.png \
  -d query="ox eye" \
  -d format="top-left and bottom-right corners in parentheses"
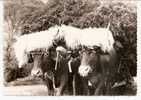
top-left (44, 52), bottom-right (49, 56)
top-left (88, 51), bottom-right (92, 55)
top-left (31, 54), bottom-right (35, 58)
top-left (88, 50), bottom-right (96, 55)
top-left (79, 51), bottom-right (82, 54)
top-left (92, 50), bottom-right (96, 53)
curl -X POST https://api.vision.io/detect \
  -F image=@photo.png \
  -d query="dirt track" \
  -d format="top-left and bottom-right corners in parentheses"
top-left (3, 77), bottom-right (137, 96)
top-left (3, 84), bottom-right (48, 96)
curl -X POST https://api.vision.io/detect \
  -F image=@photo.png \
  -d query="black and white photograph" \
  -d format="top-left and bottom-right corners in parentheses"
top-left (1, 0), bottom-right (138, 96)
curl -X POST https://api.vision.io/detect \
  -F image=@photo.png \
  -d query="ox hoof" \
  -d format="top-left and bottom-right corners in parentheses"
top-left (54, 88), bottom-right (61, 96)
top-left (44, 72), bottom-right (54, 81)
top-left (48, 90), bottom-right (54, 96)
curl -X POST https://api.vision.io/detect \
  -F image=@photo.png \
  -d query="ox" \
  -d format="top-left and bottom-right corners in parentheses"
top-left (31, 45), bottom-right (84, 95)
top-left (13, 25), bottom-right (70, 95)
top-left (78, 46), bottom-right (117, 95)
top-left (29, 47), bottom-right (69, 96)
top-left (14, 24), bottom-right (115, 95)
top-left (29, 46), bottom-right (83, 95)
top-left (65, 49), bottom-right (84, 95)
top-left (53, 24), bottom-right (116, 95)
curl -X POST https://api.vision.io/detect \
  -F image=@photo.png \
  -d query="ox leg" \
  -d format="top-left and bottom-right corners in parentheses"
top-left (43, 78), bottom-right (54, 96)
top-left (54, 73), bottom-right (68, 96)
top-left (82, 78), bottom-right (90, 95)
top-left (94, 55), bottom-right (108, 95)
top-left (68, 73), bottom-right (73, 95)
top-left (94, 79), bottom-right (104, 95)
top-left (95, 54), bottom-right (111, 95)
top-left (73, 74), bottom-right (76, 95)
top-left (74, 74), bottom-right (84, 95)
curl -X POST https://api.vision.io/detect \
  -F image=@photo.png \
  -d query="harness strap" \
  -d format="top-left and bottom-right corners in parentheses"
top-left (68, 58), bottom-right (73, 73)
top-left (53, 74), bottom-right (56, 89)
top-left (88, 80), bottom-right (92, 86)
top-left (55, 51), bottom-right (59, 70)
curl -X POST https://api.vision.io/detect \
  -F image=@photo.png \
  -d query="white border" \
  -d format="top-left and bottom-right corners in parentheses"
top-left (0, 0), bottom-right (3, 89)
top-left (0, 0), bottom-right (141, 100)
top-left (137, 0), bottom-right (141, 96)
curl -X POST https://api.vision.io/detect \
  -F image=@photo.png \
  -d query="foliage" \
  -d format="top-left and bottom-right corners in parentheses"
top-left (20, 0), bottom-right (137, 76)
top-left (4, 0), bottom-right (137, 82)
top-left (3, 0), bottom-right (44, 82)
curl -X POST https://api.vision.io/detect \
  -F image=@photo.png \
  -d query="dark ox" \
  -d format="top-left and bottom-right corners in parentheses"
top-left (29, 47), bottom-right (68, 96)
top-left (66, 49), bottom-right (85, 95)
top-left (78, 46), bottom-right (117, 95)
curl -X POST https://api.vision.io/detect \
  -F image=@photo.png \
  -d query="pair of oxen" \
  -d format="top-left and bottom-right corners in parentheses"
top-left (14, 25), bottom-right (117, 95)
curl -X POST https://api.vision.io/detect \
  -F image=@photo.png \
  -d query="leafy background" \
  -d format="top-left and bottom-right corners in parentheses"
top-left (3, 0), bottom-right (136, 85)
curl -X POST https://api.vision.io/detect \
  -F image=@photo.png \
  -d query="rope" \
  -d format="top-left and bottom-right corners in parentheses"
top-left (55, 51), bottom-right (59, 70)
top-left (68, 58), bottom-right (72, 73)
top-left (53, 51), bottom-right (59, 89)
top-left (53, 75), bottom-right (56, 89)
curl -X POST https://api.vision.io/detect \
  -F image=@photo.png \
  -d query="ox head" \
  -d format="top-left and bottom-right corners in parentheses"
top-left (29, 48), bottom-right (56, 78)
top-left (78, 46), bottom-right (101, 77)
top-left (29, 46), bottom-right (68, 78)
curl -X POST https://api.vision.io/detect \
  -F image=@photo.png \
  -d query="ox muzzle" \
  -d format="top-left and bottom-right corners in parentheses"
top-left (78, 65), bottom-right (92, 77)
top-left (31, 67), bottom-right (43, 78)
top-left (78, 46), bottom-right (101, 77)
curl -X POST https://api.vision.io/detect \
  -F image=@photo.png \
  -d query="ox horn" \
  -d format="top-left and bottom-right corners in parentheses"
top-left (107, 13), bottom-right (112, 30)
top-left (68, 58), bottom-right (72, 73)
top-left (55, 51), bottom-right (59, 70)
top-left (56, 46), bottom-right (67, 53)
top-left (55, 46), bottom-right (67, 70)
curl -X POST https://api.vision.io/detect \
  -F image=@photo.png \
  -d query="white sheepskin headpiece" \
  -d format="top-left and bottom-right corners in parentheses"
top-left (57, 25), bottom-right (115, 52)
top-left (14, 26), bottom-right (59, 68)
top-left (14, 25), bottom-right (115, 68)
top-left (56, 46), bottom-right (67, 53)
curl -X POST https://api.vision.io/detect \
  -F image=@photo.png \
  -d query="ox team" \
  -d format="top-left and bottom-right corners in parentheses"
top-left (14, 25), bottom-right (116, 95)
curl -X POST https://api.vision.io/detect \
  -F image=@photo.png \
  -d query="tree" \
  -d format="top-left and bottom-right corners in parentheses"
top-left (3, 0), bottom-right (44, 82)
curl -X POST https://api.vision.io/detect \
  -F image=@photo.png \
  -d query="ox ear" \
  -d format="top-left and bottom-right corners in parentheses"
top-left (27, 54), bottom-right (33, 63)
top-left (93, 46), bottom-right (102, 53)
top-left (114, 41), bottom-right (123, 51)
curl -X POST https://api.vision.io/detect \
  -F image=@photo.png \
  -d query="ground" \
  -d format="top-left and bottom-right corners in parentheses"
top-left (3, 76), bottom-right (48, 96)
top-left (3, 76), bottom-right (137, 96)
top-left (4, 84), bottom-right (48, 96)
